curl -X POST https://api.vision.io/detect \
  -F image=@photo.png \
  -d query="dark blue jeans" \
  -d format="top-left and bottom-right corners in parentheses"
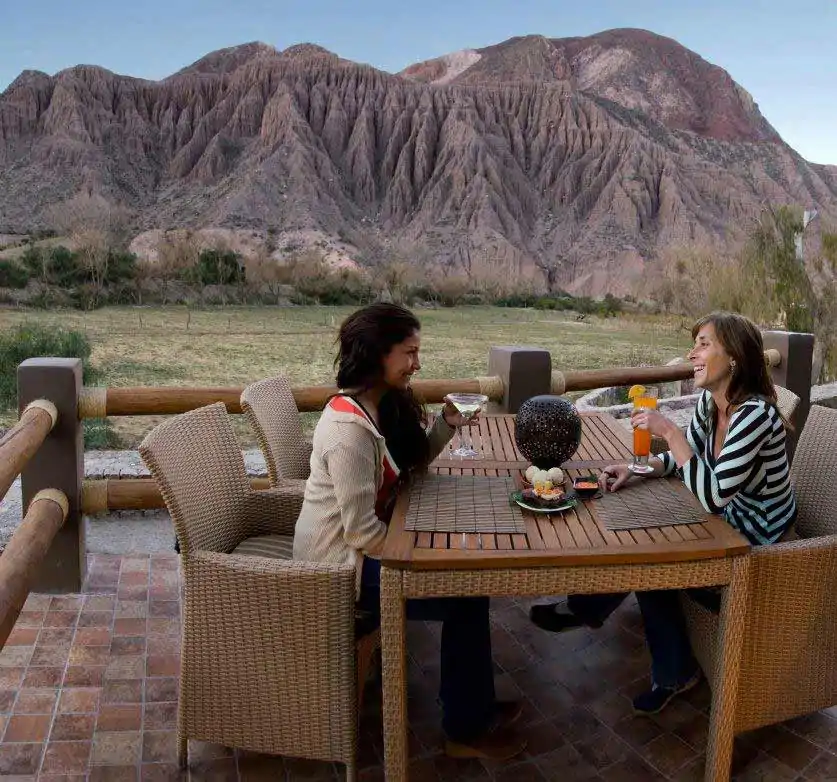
top-left (358, 557), bottom-right (496, 743)
top-left (567, 588), bottom-right (720, 687)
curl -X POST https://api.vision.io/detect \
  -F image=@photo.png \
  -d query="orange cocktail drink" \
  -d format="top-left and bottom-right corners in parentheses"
top-left (628, 385), bottom-right (658, 473)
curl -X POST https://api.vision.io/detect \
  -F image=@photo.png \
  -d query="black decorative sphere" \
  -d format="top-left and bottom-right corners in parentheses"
top-left (515, 395), bottom-right (582, 468)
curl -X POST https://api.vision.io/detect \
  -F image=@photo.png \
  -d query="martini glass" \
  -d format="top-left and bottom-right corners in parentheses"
top-left (444, 392), bottom-right (489, 458)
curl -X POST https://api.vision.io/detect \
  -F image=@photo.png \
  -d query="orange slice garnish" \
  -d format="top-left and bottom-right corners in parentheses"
top-left (628, 385), bottom-right (646, 400)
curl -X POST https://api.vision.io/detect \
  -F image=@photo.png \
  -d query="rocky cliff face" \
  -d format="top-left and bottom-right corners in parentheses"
top-left (2, 30), bottom-right (836, 294)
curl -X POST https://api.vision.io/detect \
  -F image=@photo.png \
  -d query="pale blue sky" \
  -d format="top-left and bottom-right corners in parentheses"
top-left (1, 0), bottom-right (835, 164)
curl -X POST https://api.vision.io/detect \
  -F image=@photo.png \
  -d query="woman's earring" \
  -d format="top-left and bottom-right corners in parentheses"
top-left (730, 360), bottom-right (737, 372)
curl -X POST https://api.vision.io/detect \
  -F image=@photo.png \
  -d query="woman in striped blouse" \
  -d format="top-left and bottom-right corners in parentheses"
top-left (530, 311), bottom-right (797, 714)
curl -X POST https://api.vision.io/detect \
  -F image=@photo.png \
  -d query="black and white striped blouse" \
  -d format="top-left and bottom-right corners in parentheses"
top-left (659, 390), bottom-right (796, 545)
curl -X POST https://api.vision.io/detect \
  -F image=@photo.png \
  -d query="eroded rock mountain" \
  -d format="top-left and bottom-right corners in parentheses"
top-left (1, 29), bottom-right (835, 294)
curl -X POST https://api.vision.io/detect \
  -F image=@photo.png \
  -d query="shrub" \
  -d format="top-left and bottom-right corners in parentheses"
top-left (0, 323), bottom-right (115, 447)
top-left (0, 323), bottom-right (96, 409)
top-left (0, 259), bottom-right (29, 288)
top-left (193, 249), bottom-right (245, 286)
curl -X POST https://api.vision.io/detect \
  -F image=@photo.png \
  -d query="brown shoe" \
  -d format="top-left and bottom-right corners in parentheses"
top-left (445, 725), bottom-right (527, 761)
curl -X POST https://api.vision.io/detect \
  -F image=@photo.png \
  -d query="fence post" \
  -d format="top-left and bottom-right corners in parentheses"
top-left (761, 330), bottom-right (815, 462)
top-left (17, 358), bottom-right (85, 593)
top-left (487, 346), bottom-right (552, 413)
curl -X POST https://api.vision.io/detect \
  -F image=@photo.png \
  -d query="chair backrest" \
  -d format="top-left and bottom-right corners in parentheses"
top-left (139, 402), bottom-right (250, 556)
top-left (789, 404), bottom-right (837, 538)
top-left (240, 375), bottom-right (310, 483)
top-left (775, 385), bottom-right (800, 422)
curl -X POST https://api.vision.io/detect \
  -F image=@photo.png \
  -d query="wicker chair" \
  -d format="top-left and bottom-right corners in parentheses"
top-left (139, 402), bottom-right (375, 780)
top-left (775, 384), bottom-right (800, 421)
top-left (240, 374), bottom-right (312, 486)
top-left (682, 404), bottom-right (837, 733)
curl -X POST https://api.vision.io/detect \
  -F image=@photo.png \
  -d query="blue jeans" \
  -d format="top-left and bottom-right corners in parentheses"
top-left (567, 588), bottom-right (720, 687)
top-left (357, 557), bottom-right (496, 743)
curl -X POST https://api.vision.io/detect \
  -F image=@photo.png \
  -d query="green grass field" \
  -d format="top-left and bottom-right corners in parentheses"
top-left (0, 305), bottom-right (692, 446)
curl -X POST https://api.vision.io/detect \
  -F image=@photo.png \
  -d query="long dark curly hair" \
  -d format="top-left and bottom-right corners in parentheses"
top-left (335, 303), bottom-right (430, 474)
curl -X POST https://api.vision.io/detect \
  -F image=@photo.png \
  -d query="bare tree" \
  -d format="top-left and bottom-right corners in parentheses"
top-left (46, 193), bottom-right (133, 307)
top-left (156, 230), bottom-right (199, 304)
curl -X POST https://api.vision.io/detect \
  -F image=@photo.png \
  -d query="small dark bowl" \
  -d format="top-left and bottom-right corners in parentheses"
top-left (572, 475), bottom-right (601, 499)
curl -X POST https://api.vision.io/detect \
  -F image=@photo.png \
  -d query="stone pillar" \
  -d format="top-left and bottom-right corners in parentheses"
top-left (761, 331), bottom-right (815, 462)
top-left (17, 359), bottom-right (85, 593)
top-left (487, 347), bottom-right (552, 413)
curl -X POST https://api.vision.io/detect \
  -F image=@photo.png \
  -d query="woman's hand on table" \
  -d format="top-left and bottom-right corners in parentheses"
top-left (599, 464), bottom-right (632, 493)
top-left (442, 402), bottom-right (481, 428)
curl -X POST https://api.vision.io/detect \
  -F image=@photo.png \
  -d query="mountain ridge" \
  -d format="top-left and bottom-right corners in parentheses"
top-left (1, 29), bottom-right (835, 295)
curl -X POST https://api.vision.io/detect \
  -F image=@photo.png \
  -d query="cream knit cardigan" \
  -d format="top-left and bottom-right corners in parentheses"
top-left (293, 400), bottom-right (455, 595)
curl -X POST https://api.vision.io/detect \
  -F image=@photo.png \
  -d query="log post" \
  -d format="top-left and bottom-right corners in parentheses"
top-left (487, 347), bottom-right (552, 413)
top-left (17, 359), bottom-right (85, 593)
top-left (761, 330), bottom-right (815, 462)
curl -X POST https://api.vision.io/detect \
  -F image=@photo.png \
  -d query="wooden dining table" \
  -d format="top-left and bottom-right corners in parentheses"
top-left (379, 411), bottom-right (751, 782)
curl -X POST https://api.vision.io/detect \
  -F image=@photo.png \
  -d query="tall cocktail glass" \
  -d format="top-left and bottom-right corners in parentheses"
top-left (444, 393), bottom-right (489, 458)
top-left (628, 386), bottom-right (659, 474)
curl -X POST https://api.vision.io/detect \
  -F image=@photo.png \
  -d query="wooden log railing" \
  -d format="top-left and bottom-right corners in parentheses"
top-left (0, 491), bottom-right (68, 646)
top-left (77, 349), bottom-right (781, 419)
top-left (0, 401), bottom-right (58, 501)
top-left (0, 397), bottom-right (68, 647)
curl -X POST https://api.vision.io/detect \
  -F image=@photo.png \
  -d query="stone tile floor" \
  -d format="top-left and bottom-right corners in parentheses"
top-left (2, 554), bottom-right (837, 780)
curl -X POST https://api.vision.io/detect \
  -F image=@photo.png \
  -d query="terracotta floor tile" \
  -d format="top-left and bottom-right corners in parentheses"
top-left (0, 689), bottom-right (16, 712)
top-left (39, 628), bottom-right (76, 645)
top-left (114, 619), bottom-right (147, 636)
top-left (30, 645), bottom-right (71, 667)
top-left (5, 628), bottom-right (38, 646)
top-left (40, 740), bottom-right (92, 774)
top-left (118, 587), bottom-right (150, 601)
top-left (68, 644), bottom-right (111, 666)
top-left (116, 601), bottom-right (148, 620)
top-left (147, 655), bottom-right (180, 677)
top-left (0, 666), bottom-right (25, 688)
top-left (22, 666), bottom-right (65, 687)
top-left (149, 586), bottom-right (180, 601)
top-left (106, 655), bottom-right (146, 680)
top-left (143, 731), bottom-right (178, 763)
top-left (77, 611), bottom-right (113, 628)
top-left (146, 619), bottom-right (180, 637)
top-left (13, 687), bottom-right (59, 714)
top-left (122, 557), bottom-right (151, 571)
top-left (112, 637), bottom-right (147, 656)
top-left (144, 702), bottom-right (177, 731)
top-left (98, 704), bottom-right (143, 732)
top-left (90, 730), bottom-right (142, 765)
top-left (42, 611), bottom-right (79, 628)
top-left (145, 678), bottom-right (178, 703)
top-left (89, 765), bottom-right (141, 781)
top-left (640, 732), bottom-right (697, 777)
top-left (141, 761), bottom-right (188, 780)
top-left (121, 571), bottom-right (150, 586)
top-left (149, 601), bottom-right (180, 619)
top-left (146, 637), bottom-right (180, 657)
top-left (50, 596), bottom-right (84, 612)
top-left (23, 594), bottom-right (52, 611)
top-left (74, 627), bottom-right (112, 646)
top-left (0, 645), bottom-right (34, 668)
top-left (101, 679), bottom-right (144, 704)
top-left (15, 610), bottom-right (46, 628)
top-left (0, 741), bottom-right (43, 774)
top-left (57, 687), bottom-right (101, 714)
top-left (63, 665), bottom-right (106, 687)
top-left (51, 713), bottom-right (97, 741)
top-left (85, 595), bottom-right (117, 611)
top-left (4, 713), bottom-right (52, 742)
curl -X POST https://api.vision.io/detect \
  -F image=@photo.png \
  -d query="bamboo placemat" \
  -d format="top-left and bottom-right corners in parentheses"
top-left (596, 479), bottom-right (708, 530)
top-left (404, 474), bottom-right (527, 534)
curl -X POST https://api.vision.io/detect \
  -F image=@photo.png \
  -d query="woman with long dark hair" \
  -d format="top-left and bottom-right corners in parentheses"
top-left (530, 311), bottom-right (797, 714)
top-left (293, 303), bottom-right (526, 761)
